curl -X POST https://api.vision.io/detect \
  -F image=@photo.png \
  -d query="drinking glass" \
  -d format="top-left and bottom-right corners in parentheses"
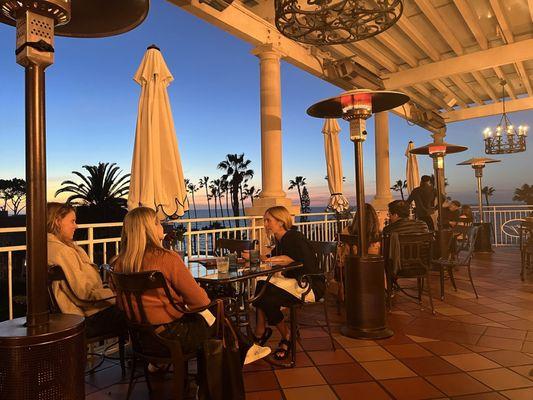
top-left (216, 256), bottom-right (230, 274)
top-left (265, 232), bottom-right (276, 266)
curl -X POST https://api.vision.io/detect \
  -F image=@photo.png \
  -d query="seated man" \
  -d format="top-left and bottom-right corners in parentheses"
top-left (383, 200), bottom-right (429, 275)
top-left (441, 200), bottom-right (462, 229)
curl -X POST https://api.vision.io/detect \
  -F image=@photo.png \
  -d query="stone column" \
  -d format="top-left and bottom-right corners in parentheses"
top-left (372, 111), bottom-right (393, 214)
top-left (246, 44), bottom-right (298, 216)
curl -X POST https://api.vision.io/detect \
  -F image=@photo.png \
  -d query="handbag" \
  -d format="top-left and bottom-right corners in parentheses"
top-left (198, 300), bottom-right (245, 400)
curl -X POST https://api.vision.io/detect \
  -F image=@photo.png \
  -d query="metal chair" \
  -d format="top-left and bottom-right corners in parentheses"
top-left (47, 265), bottom-right (127, 375)
top-left (520, 221), bottom-right (533, 281)
top-left (433, 225), bottom-right (480, 299)
top-left (110, 270), bottom-right (217, 400)
top-left (386, 232), bottom-right (435, 314)
top-left (214, 238), bottom-right (257, 257)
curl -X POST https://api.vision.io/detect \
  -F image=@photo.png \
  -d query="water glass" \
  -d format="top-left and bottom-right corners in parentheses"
top-left (249, 249), bottom-right (260, 266)
top-left (216, 256), bottom-right (230, 274)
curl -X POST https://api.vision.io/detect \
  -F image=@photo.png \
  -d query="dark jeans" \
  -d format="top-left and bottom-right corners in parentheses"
top-left (252, 281), bottom-right (300, 326)
top-left (160, 313), bottom-right (214, 355)
top-left (85, 305), bottom-right (126, 338)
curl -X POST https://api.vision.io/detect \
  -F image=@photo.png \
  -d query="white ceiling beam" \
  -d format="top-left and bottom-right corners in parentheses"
top-left (351, 41), bottom-right (398, 73)
top-left (402, 88), bottom-right (436, 111)
top-left (449, 75), bottom-right (484, 106)
top-left (442, 97), bottom-right (533, 122)
top-left (516, 62), bottom-right (533, 96)
top-left (529, 0), bottom-right (533, 23)
top-left (489, 0), bottom-right (514, 44)
top-left (382, 39), bottom-right (533, 89)
top-left (471, 71), bottom-right (498, 102)
top-left (432, 80), bottom-right (469, 108)
top-left (412, 83), bottom-right (453, 111)
top-left (396, 17), bottom-right (440, 62)
top-left (453, 0), bottom-right (488, 50)
top-left (413, 0), bottom-right (464, 55)
top-left (377, 32), bottom-right (419, 68)
top-left (494, 66), bottom-right (517, 99)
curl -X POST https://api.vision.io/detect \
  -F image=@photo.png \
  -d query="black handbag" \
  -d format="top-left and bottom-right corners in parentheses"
top-left (198, 300), bottom-right (245, 400)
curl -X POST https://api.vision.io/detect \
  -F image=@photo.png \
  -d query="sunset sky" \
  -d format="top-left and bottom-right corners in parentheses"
top-left (0, 1), bottom-right (531, 209)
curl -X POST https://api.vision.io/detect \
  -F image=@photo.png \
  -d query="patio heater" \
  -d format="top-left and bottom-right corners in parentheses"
top-left (308, 89), bottom-right (409, 339)
top-left (0, 1), bottom-right (148, 399)
top-left (457, 157), bottom-right (501, 253)
top-left (410, 141), bottom-right (467, 257)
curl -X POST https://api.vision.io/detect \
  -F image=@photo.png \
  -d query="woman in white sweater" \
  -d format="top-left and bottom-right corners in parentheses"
top-left (47, 202), bottom-right (124, 337)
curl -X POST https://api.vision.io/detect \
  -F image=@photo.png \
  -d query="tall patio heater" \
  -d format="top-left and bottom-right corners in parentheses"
top-left (0, 1), bottom-right (149, 399)
top-left (457, 157), bottom-right (501, 252)
top-left (308, 89), bottom-right (409, 339)
top-left (410, 140), bottom-right (467, 258)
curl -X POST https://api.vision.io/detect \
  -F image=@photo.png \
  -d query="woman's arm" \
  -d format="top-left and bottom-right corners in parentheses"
top-left (165, 253), bottom-right (210, 309)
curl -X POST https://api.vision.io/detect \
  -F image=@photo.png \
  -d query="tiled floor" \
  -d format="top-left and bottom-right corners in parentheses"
top-left (87, 248), bottom-right (533, 399)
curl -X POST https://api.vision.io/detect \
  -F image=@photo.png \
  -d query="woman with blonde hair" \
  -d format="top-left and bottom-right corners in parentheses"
top-left (47, 202), bottom-right (124, 337)
top-left (113, 207), bottom-right (270, 362)
top-left (252, 206), bottom-right (324, 361)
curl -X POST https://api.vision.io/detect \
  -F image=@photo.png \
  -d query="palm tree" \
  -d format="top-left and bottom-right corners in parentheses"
top-left (198, 176), bottom-right (212, 218)
top-left (217, 153), bottom-right (254, 227)
top-left (220, 176), bottom-right (232, 228)
top-left (481, 186), bottom-right (495, 206)
top-left (513, 184), bottom-right (533, 205)
top-left (55, 162), bottom-right (129, 208)
top-left (289, 176), bottom-right (307, 213)
top-left (186, 180), bottom-right (199, 229)
top-left (390, 179), bottom-right (407, 200)
top-left (244, 185), bottom-right (260, 206)
top-left (208, 183), bottom-right (219, 218)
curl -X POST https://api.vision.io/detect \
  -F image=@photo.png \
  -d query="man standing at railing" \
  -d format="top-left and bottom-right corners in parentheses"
top-left (407, 175), bottom-right (436, 231)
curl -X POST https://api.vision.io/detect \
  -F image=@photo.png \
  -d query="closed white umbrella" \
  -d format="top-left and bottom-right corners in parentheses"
top-left (405, 141), bottom-right (420, 195)
top-left (128, 45), bottom-right (188, 219)
top-left (323, 118), bottom-right (349, 213)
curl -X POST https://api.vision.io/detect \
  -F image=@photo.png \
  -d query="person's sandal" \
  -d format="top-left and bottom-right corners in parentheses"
top-left (273, 338), bottom-right (291, 361)
top-left (254, 327), bottom-right (272, 346)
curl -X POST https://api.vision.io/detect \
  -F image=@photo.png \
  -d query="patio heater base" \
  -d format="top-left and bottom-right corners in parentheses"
top-left (474, 222), bottom-right (493, 253)
top-left (341, 255), bottom-right (394, 340)
top-left (0, 314), bottom-right (85, 400)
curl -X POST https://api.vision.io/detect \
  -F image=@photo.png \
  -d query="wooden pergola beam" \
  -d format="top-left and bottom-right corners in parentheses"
top-left (453, 0), bottom-right (488, 50)
top-left (441, 97), bottom-right (533, 122)
top-left (449, 75), bottom-right (484, 106)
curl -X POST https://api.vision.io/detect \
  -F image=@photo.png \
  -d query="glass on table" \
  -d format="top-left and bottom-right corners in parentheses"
top-left (215, 256), bottom-right (230, 274)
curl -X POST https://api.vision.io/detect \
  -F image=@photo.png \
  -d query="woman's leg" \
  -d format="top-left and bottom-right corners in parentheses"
top-left (255, 307), bottom-right (267, 337)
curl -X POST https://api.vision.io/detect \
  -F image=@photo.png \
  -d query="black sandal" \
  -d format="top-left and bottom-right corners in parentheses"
top-left (254, 327), bottom-right (272, 346)
top-left (273, 338), bottom-right (291, 361)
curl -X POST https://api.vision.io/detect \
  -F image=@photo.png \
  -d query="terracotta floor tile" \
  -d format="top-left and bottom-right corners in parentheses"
top-left (486, 303), bottom-right (522, 312)
top-left (244, 359), bottom-right (273, 372)
top-left (484, 327), bottom-right (528, 340)
top-left (462, 344), bottom-right (500, 352)
top-left (500, 387), bottom-right (533, 400)
top-left (360, 359), bottom-right (417, 380)
top-left (477, 336), bottom-right (524, 351)
top-left (346, 345), bottom-right (395, 362)
top-left (406, 335), bottom-right (439, 343)
top-left (442, 353), bottom-right (501, 371)
top-left (421, 341), bottom-right (471, 356)
top-left (384, 343), bottom-right (434, 358)
top-left (480, 313), bottom-right (521, 322)
top-left (426, 373), bottom-right (491, 396)
top-left (468, 368), bottom-right (533, 391)
top-left (526, 331), bottom-right (533, 342)
top-left (509, 365), bottom-right (533, 380)
top-left (332, 335), bottom-right (376, 348)
top-left (402, 356), bottom-right (461, 376)
top-left (522, 342), bottom-right (533, 353)
top-left (299, 327), bottom-right (329, 339)
top-left (502, 320), bottom-right (533, 331)
top-left (380, 377), bottom-right (444, 400)
top-left (245, 390), bottom-right (284, 400)
top-left (274, 366), bottom-right (326, 388)
top-left (307, 349), bottom-right (354, 365)
top-left (451, 392), bottom-right (507, 399)
top-left (283, 385), bottom-right (338, 400)
top-left (481, 350), bottom-right (533, 367)
top-left (452, 315), bottom-right (493, 325)
top-left (318, 363), bottom-right (373, 384)
top-left (244, 371), bottom-right (280, 392)
top-left (333, 382), bottom-right (392, 400)
top-left (298, 337), bottom-right (337, 351)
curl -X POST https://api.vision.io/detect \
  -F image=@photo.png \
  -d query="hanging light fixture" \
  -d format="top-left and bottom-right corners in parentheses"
top-left (274, 0), bottom-right (404, 45)
top-left (483, 80), bottom-right (528, 154)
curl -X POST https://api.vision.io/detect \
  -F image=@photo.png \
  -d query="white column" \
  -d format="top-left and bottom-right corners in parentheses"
top-left (372, 111), bottom-right (393, 212)
top-left (246, 44), bottom-right (298, 216)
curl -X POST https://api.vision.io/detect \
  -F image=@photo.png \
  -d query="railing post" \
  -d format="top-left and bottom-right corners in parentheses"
top-left (88, 227), bottom-right (94, 262)
top-left (8, 251), bottom-right (13, 320)
top-left (187, 221), bottom-right (192, 258)
top-left (251, 217), bottom-right (257, 241)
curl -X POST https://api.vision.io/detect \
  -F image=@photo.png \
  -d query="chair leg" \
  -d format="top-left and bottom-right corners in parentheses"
top-left (466, 264), bottom-right (479, 299)
top-left (172, 357), bottom-right (185, 400)
top-left (439, 265), bottom-right (445, 300)
top-left (143, 361), bottom-right (153, 393)
top-left (417, 278), bottom-right (422, 304)
top-left (126, 356), bottom-right (137, 400)
top-left (425, 273), bottom-right (435, 315)
top-left (447, 265), bottom-right (457, 291)
top-left (386, 275), bottom-right (393, 311)
top-left (322, 298), bottom-right (336, 351)
top-left (289, 306), bottom-right (297, 368)
top-left (119, 335), bottom-right (126, 377)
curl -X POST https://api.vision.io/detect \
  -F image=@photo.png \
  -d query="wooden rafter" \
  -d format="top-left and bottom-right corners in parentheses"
top-left (529, 0), bottom-right (533, 22)
top-left (441, 97), bottom-right (533, 122)
top-left (402, 87), bottom-right (437, 111)
top-left (377, 31), bottom-right (418, 68)
top-left (396, 17), bottom-right (440, 62)
top-left (351, 41), bottom-right (398, 73)
top-left (453, 0), bottom-right (488, 50)
top-left (449, 75), bottom-right (484, 106)
top-left (413, 0), bottom-right (463, 55)
top-left (494, 66), bottom-right (517, 99)
top-left (471, 71), bottom-right (498, 102)
top-left (432, 79), bottom-right (468, 109)
top-left (412, 83), bottom-right (453, 111)
top-left (516, 62), bottom-right (533, 96)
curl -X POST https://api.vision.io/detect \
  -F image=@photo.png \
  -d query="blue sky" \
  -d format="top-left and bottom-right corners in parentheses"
top-left (0, 1), bottom-right (531, 207)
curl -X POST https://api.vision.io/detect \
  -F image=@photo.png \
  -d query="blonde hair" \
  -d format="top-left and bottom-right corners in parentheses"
top-left (117, 207), bottom-right (165, 273)
top-left (265, 206), bottom-right (293, 230)
top-left (47, 202), bottom-right (76, 245)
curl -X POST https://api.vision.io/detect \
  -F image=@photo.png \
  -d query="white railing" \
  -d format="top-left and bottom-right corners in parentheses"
top-left (0, 212), bottom-right (352, 321)
top-left (471, 205), bottom-right (533, 246)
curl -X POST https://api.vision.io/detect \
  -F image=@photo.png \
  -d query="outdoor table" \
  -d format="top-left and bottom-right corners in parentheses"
top-left (186, 257), bottom-right (302, 338)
